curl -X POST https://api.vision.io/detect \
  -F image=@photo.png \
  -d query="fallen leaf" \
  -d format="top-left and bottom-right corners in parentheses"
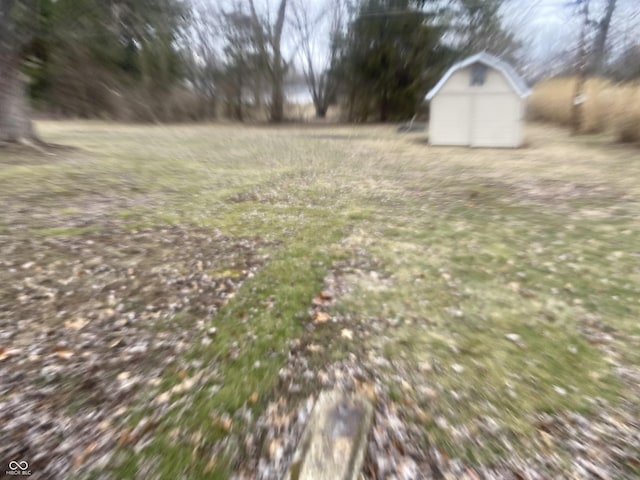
top-left (540, 430), bottom-right (554, 449)
top-left (418, 361), bottom-right (433, 373)
top-left (465, 468), bottom-right (481, 480)
top-left (65, 318), bottom-right (88, 330)
top-left (148, 377), bottom-right (162, 387)
top-left (204, 455), bottom-right (217, 473)
top-left (268, 439), bottom-right (281, 460)
top-left (53, 347), bottom-right (74, 360)
top-left (98, 309), bottom-right (115, 321)
top-left (155, 392), bottom-right (170, 405)
top-left (218, 414), bottom-right (232, 432)
top-left (170, 371), bottom-right (203, 395)
top-left (435, 416), bottom-right (449, 429)
top-left (311, 290), bottom-right (333, 307)
top-left (117, 428), bottom-right (132, 447)
top-left (319, 290), bottom-right (333, 300)
top-left (451, 363), bottom-right (464, 373)
top-left (313, 311), bottom-right (330, 324)
top-left (0, 347), bottom-right (16, 362)
top-left (317, 370), bottom-right (330, 385)
top-left (415, 408), bottom-right (431, 423)
top-left (398, 379), bottom-right (411, 393)
top-left (553, 385), bottom-right (567, 396)
top-left (191, 431), bottom-right (203, 445)
top-left (504, 333), bottom-right (526, 348)
top-left (73, 441), bottom-right (97, 468)
top-left (357, 381), bottom-right (377, 402)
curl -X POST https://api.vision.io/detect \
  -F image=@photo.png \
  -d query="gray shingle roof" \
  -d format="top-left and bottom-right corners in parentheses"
top-left (426, 52), bottom-right (532, 101)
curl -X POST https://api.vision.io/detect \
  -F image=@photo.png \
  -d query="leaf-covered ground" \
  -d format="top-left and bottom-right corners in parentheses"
top-left (0, 122), bottom-right (638, 479)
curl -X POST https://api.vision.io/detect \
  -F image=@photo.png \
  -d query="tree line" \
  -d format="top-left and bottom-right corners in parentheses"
top-left (0, 0), bottom-right (635, 143)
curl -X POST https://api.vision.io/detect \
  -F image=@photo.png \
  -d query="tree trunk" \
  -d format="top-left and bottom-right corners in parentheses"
top-left (314, 89), bottom-right (330, 119)
top-left (270, 62), bottom-right (285, 123)
top-left (380, 91), bottom-right (389, 122)
top-left (268, 0), bottom-right (287, 123)
top-left (0, 51), bottom-right (36, 143)
top-left (270, 81), bottom-right (284, 122)
top-left (571, 0), bottom-right (590, 135)
top-left (235, 91), bottom-right (243, 122)
top-left (315, 105), bottom-right (327, 118)
top-left (591, 0), bottom-right (617, 74)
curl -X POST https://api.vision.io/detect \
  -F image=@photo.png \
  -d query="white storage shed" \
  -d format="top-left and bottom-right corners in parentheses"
top-left (425, 53), bottom-right (531, 148)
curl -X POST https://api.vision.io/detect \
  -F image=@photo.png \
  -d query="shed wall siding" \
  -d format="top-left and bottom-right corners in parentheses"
top-left (471, 93), bottom-right (522, 147)
top-left (428, 65), bottom-right (525, 148)
top-left (429, 95), bottom-right (471, 146)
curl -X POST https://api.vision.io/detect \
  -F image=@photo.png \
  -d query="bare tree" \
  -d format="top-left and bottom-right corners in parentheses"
top-left (292, 0), bottom-right (346, 118)
top-left (572, 0), bottom-right (590, 135)
top-left (591, 0), bottom-right (617, 73)
top-left (185, 0), bottom-right (221, 119)
top-left (0, 0), bottom-right (38, 144)
top-left (570, 0), bottom-right (620, 132)
top-left (247, 0), bottom-right (289, 123)
top-left (218, 3), bottom-right (268, 121)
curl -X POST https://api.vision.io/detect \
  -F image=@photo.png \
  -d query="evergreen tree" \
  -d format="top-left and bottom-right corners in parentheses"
top-left (342, 0), bottom-right (450, 121)
top-left (446, 0), bottom-right (520, 62)
top-left (44, 0), bottom-right (187, 119)
top-left (1, 0), bottom-right (189, 124)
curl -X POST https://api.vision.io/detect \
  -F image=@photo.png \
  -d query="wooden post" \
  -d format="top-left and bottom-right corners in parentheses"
top-left (286, 390), bottom-right (374, 480)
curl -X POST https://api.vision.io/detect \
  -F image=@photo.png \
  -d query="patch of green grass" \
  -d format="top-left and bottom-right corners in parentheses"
top-left (107, 209), bottom-right (349, 478)
top-left (336, 191), bottom-right (637, 462)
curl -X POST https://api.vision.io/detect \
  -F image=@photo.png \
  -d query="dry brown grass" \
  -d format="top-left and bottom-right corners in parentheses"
top-left (529, 77), bottom-right (640, 143)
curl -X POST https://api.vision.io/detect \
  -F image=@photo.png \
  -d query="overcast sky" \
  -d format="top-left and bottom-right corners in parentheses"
top-left (505, 0), bottom-right (637, 58)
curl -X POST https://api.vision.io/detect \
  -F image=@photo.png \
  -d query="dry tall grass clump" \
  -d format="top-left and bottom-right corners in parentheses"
top-left (529, 77), bottom-right (640, 143)
top-left (616, 102), bottom-right (640, 144)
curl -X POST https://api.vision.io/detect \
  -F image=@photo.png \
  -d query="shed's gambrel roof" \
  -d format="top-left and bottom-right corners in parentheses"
top-left (426, 52), bottom-right (532, 101)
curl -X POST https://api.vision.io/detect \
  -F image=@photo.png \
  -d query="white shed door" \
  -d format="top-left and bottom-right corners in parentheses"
top-left (430, 95), bottom-right (471, 146)
top-left (471, 94), bottom-right (521, 148)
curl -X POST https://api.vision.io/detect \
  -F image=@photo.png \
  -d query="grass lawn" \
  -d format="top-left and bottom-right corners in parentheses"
top-left (1, 122), bottom-right (638, 478)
